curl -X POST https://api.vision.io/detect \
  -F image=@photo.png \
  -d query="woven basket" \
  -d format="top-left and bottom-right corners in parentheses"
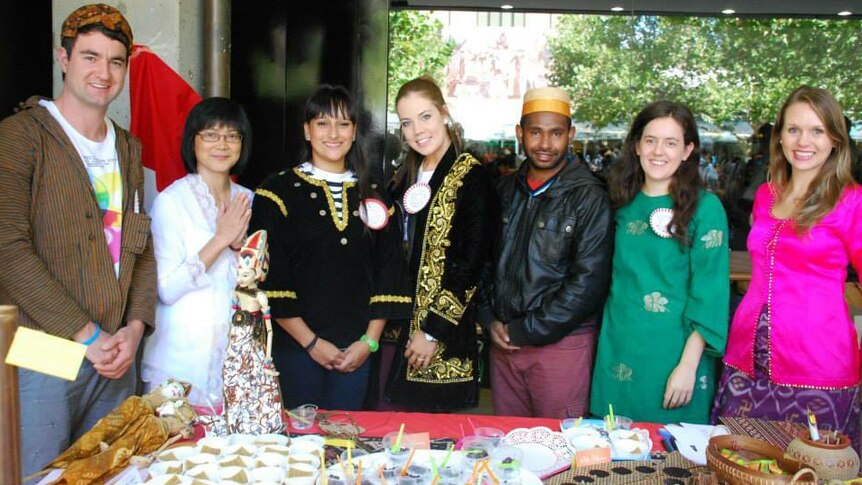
top-left (706, 435), bottom-right (818, 485)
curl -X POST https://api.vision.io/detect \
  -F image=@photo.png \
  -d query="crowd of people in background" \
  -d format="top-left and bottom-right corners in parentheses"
top-left (3, 4), bottom-right (862, 483)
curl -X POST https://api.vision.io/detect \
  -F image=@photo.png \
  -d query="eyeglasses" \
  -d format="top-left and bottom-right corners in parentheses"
top-left (197, 131), bottom-right (243, 144)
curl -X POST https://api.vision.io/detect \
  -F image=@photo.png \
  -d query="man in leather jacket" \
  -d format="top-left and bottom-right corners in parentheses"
top-left (477, 87), bottom-right (613, 418)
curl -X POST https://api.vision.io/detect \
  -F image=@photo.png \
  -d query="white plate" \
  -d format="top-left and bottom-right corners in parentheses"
top-left (502, 427), bottom-right (573, 479)
top-left (324, 449), bottom-right (542, 485)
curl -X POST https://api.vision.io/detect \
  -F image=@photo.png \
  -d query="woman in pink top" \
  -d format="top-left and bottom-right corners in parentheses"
top-left (712, 86), bottom-right (862, 449)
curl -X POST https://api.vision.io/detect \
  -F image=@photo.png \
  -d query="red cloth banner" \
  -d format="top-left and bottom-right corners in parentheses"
top-left (129, 45), bottom-right (202, 191)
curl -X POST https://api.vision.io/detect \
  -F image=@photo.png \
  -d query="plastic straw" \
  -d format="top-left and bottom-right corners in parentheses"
top-left (400, 448), bottom-right (417, 476)
top-left (393, 423), bottom-right (406, 452)
top-left (429, 453), bottom-right (439, 477)
top-left (378, 464), bottom-right (388, 485)
top-left (466, 460), bottom-right (481, 485)
top-left (440, 444), bottom-right (455, 468)
top-left (337, 455), bottom-right (348, 478)
top-left (348, 446), bottom-right (353, 469)
top-left (320, 449), bottom-right (328, 485)
top-left (357, 461), bottom-right (362, 485)
top-left (608, 403), bottom-right (615, 431)
top-left (467, 417), bottom-right (477, 434)
top-left (481, 460), bottom-right (499, 485)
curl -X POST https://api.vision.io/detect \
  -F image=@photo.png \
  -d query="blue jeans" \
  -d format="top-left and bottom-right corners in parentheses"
top-left (275, 350), bottom-right (370, 410)
top-left (18, 359), bottom-right (136, 483)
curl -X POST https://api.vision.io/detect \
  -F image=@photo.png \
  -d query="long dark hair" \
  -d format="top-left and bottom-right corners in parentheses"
top-left (608, 100), bottom-right (703, 246)
top-left (391, 76), bottom-right (464, 188)
top-left (768, 86), bottom-right (853, 232)
top-left (300, 84), bottom-right (372, 199)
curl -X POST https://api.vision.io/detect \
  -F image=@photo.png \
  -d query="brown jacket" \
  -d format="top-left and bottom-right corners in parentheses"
top-left (0, 96), bottom-right (156, 339)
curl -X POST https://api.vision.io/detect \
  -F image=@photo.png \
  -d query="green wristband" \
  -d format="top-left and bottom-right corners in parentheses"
top-left (360, 334), bottom-right (379, 352)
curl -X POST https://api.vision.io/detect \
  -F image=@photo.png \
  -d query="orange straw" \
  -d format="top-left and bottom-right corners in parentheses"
top-left (378, 464), bottom-right (388, 485)
top-left (481, 460), bottom-right (499, 485)
top-left (357, 461), bottom-right (363, 485)
top-left (400, 448), bottom-right (417, 476)
top-left (466, 460), bottom-right (482, 485)
top-left (431, 475), bottom-right (440, 485)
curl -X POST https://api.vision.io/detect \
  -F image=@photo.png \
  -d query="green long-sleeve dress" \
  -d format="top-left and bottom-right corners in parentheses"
top-left (590, 190), bottom-right (729, 424)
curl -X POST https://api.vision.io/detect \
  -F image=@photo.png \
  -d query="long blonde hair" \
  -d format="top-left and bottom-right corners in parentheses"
top-left (391, 76), bottom-right (464, 188)
top-left (768, 86), bottom-right (853, 231)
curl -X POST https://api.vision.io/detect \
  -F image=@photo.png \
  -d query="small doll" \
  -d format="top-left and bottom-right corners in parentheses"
top-left (222, 230), bottom-right (284, 434)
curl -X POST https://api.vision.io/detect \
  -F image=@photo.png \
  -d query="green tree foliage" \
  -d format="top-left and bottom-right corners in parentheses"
top-left (548, 16), bottom-right (862, 128)
top-left (388, 10), bottom-right (455, 111)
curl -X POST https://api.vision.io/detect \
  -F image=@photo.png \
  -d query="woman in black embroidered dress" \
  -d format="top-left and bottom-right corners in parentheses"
top-left (248, 85), bottom-right (411, 410)
top-left (383, 76), bottom-right (499, 412)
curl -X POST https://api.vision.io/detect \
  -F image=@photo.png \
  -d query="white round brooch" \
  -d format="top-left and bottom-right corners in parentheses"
top-left (403, 183), bottom-right (432, 214)
top-left (649, 208), bottom-right (675, 238)
top-left (359, 198), bottom-right (389, 230)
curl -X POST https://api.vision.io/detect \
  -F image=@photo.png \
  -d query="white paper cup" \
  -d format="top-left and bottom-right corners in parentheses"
top-left (183, 453), bottom-right (217, 470)
top-left (147, 460), bottom-right (183, 476)
top-left (255, 433), bottom-right (290, 446)
top-left (251, 466), bottom-right (287, 483)
top-left (286, 461), bottom-right (318, 485)
top-left (262, 444), bottom-right (292, 456)
top-left (218, 454), bottom-right (255, 468)
top-left (185, 463), bottom-right (221, 481)
top-left (258, 451), bottom-right (289, 469)
top-left (158, 445), bottom-right (198, 462)
top-left (222, 443), bottom-right (257, 457)
top-left (220, 466), bottom-right (251, 484)
top-left (196, 436), bottom-right (229, 455)
top-left (289, 452), bottom-right (321, 468)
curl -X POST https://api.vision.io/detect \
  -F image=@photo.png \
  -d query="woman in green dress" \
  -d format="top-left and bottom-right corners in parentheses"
top-left (590, 101), bottom-right (729, 424)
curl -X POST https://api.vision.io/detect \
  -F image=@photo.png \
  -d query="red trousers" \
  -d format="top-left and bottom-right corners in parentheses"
top-left (490, 331), bottom-right (596, 419)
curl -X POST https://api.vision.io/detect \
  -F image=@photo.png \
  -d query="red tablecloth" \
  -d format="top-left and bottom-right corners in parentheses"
top-left (193, 410), bottom-right (667, 451)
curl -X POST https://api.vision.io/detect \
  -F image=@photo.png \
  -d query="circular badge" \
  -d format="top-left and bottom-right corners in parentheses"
top-left (649, 208), bottom-right (675, 238)
top-left (403, 183), bottom-right (432, 214)
top-left (359, 198), bottom-right (389, 230)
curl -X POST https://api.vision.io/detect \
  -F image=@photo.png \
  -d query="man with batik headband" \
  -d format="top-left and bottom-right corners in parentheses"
top-left (0, 4), bottom-right (155, 480)
top-left (476, 87), bottom-right (613, 418)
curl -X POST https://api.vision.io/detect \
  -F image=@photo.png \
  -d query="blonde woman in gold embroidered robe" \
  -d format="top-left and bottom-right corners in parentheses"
top-left (384, 76), bottom-right (499, 412)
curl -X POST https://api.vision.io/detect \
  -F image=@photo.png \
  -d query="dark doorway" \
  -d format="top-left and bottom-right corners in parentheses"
top-left (231, 0), bottom-right (390, 189)
top-left (0, 2), bottom-right (52, 117)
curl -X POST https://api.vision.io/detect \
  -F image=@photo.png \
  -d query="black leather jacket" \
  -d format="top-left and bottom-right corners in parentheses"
top-left (477, 158), bottom-right (613, 346)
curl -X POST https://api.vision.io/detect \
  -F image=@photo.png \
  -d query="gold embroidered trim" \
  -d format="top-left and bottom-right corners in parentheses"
top-left (255, 189), bottom-right (287, 217)
top-left (293, 167), bottom-right (355, 232)
top-left (265, 290), bottom-right (297, 299)
top-left (369, 295), bottom-right (412, 304)
top-left (407, 153), bottom-right (481, 384)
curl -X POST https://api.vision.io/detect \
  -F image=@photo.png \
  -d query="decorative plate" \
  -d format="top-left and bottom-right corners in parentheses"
top-left (502, 426), bottom-right (574, 479)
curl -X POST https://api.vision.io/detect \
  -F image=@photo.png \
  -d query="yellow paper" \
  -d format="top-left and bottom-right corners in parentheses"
top-left (5, 327), bottom-right (86, 380)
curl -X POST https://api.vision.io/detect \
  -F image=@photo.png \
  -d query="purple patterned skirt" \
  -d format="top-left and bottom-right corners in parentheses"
top-left (711, 306), bottom-right (861, 451)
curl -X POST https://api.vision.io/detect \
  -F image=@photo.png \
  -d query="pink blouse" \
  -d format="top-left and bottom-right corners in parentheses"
top-left (724, 183), bottom-right (862, 389)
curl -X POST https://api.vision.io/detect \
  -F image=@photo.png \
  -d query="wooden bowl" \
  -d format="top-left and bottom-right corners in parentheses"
top-left (706, 434), bottom-right (818, 485)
